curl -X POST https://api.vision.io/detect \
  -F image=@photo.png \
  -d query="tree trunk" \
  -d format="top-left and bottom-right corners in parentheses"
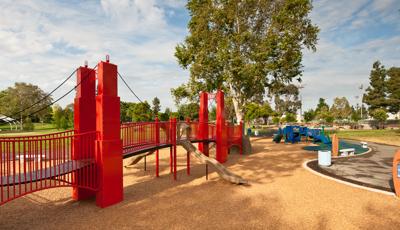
top-left (229, 84), bottom-right (243, 123)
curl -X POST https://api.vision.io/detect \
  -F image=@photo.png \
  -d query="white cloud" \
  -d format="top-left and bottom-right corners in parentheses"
top-left (0, 0), bottom-right (398, 115)
top-left (0, 0), bottom-right (188, 111)
top-left (100, 0), bottom-right (167, 34)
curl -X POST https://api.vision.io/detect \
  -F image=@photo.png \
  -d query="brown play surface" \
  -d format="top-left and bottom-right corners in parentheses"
top-left (1, 138), bottom-right (399, 229)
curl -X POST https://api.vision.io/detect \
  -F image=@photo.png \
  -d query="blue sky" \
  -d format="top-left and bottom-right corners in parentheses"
top-left (0, 0), bottom-right (399, 112)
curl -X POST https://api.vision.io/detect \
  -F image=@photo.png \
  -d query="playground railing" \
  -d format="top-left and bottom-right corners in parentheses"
top-left (0, 130), bottom-right (97, 206)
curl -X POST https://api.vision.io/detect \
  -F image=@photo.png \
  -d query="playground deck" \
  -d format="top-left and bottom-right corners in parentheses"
top-left (1, 138), bottom-right (399, 229)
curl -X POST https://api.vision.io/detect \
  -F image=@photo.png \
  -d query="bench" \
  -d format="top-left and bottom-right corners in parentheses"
top-left (339, 148), bottom-right (355, 156)
top-left (360, 142), bottom-right (368, 149)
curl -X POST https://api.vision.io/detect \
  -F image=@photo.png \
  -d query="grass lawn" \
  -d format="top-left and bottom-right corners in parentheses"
top-left (0, 123), bottom-right (64, 137)
top-left (335, 129), bottom-right (400, 146)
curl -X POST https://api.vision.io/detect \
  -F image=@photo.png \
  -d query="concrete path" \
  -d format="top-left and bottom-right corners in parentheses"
top-left (322, 141), bottom-right (399, 191)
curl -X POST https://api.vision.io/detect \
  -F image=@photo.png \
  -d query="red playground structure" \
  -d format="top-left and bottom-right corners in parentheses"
top-left (0, 58), bottom-right (245, 208)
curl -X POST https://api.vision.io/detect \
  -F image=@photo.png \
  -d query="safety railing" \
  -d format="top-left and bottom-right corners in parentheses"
top-left (121, 121), bottom-right (173, 154)
top-left (227, 122), bottom-right (243, 154)
top-left (0, 130), bottom-right (97, 205)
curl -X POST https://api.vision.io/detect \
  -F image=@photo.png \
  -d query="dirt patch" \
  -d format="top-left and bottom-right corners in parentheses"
top-left (1, 138), bottom-right (400, 229)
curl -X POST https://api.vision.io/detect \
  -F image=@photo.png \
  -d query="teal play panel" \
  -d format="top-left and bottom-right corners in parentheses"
top-left (303, 140), bottom-right (367, 155)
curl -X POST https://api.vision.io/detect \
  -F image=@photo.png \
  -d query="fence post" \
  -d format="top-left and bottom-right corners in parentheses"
top-left (72, 65), bottom-right (96, 201)
top-left (216, 90), bottom-right (228, 163)
top-left (155, 117), bottom-right (160, 177)
top-left (95, 58), bottom-right (123, 208)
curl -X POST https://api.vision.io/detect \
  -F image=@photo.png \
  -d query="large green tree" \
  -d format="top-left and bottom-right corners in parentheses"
top-left (315, 98), bottom-right (329, 114)
top-left (272, 83), bottom-right (301, 115)
top-left (244, 102), bottom-right (273, 124)
top-left (303, 109), bottom-right (315, 122)
top-left (178, 103), bottom-right (199, 120)
top-left (129, 102), bottom-right (152, 122)
top-left (152, 97), bottom-right (161, 117)
top-left (330, 97), bottom-right (352, 120)
top-left (386, 67), bottom-right (400, 114)
top-left (0, 82), bottom-right (52, 129)
top-left (174, 0), bottom-right (319, 122)
top-left (370, 108), bottom-right (388, 129)
top-left (364, 61), bottom-right (387, 112)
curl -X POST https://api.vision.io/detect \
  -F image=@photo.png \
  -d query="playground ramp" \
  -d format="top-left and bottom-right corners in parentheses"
top-left (124, 150), bottom-right (155, 167)
top-left (179, 139), bottom-right (248, 185)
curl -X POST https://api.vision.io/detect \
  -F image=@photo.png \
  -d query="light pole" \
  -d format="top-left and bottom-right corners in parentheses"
top-left (298, 83), bottom-right (306, 123)
top-left (359, 84), bottom-right (364, 120)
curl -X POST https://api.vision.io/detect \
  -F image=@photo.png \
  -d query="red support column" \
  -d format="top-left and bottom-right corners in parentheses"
top-left (198, 92), bottom-right (209, 156)
top-left (216, 90), bottom-right (228, 163)
top-left (72, 65), bottom-right (96, 200)
top-left (173, 118), bottom-right (177, 180)
top-left (239, 120), bottom-right (243, 155)
top-left (185, 117), bottom-right (191, 175)
top-left (155, 117), bottom-right (160, 177)
top-left (95, 59), bottom-right (123, 208)
top-left (169, 118), bottom-right (173, 173)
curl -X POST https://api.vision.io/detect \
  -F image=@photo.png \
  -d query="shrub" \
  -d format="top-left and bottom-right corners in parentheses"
top-left (23, 117), bottom-right (34, 131)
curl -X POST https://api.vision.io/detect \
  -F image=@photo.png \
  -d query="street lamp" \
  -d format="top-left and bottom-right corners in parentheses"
top-left (298, 83), bottom-right (306, 122)
top-left (359, 84), bottom-right (364, 120)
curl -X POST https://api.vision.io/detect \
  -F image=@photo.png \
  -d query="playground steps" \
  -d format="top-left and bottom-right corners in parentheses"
top-left (179, 139), bottom-right (248, 185)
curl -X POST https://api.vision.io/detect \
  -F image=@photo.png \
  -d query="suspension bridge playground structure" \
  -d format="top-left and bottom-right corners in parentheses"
top-left (0, 58), bottom-right (247, 208)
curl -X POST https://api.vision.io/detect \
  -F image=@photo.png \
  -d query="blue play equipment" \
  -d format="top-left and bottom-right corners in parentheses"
top-left (283, 125), bottom-right (301, 143)
top-left (274, 125), bottom-right (331, 144)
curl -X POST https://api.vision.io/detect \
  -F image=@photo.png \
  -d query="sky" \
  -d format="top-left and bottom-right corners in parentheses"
top-left (0, 0), bottom-right (399, 112)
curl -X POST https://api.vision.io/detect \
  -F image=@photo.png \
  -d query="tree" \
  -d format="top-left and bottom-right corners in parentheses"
top-left (303, 109), bottom-right (315, 122)
top-left (244, 103), bottom-right (261, 122)
top-left (52, 105), bottom-right (63, 129)
top-left (178, 103), bottom-right (199, 120)
top-left (174, 0), bottom-right (319, 122)
top-left (209, 106), bottom-right (217, 121)
top-left (364, 61), bottom-right (387, 112)
top-left (152, 97), bottom-right (161, 117)
top-left (244, 102), bottom-right (273, 124)
top-left (60, 116), bottom-right (69, 130)
top-left (259, 103), bottom-right (274, 124)
top-left (350, 106), bottom-right (361, 122)
top-left (283, 113), bottom-right (297, 123)
top-left (52, 104), bottom-right (74, 130)
top-left (23, 117), bottom-right (34, 131)
top-left (370, 108), bottom-right (388, 129)
top-left (386, 67), bottom-right (400, 114)
top-left (129, 102), bottom-right (152, 122)
top-left (272, 84), bottom-right (301, 115)
top-left (316, 106), bottom-right (333, 124)
top-left (330, 97), bottom-right (352, 120)
top-left (315, 98), bottom-right (329, 114)
top-left (120, 101), bottom-right (133, 122)
top-left (64, 104), bottom-right (74, 128)
top-left (159, 108), bottom-right (171, 121)
top-left (0, 82), bottom-right (52, 129)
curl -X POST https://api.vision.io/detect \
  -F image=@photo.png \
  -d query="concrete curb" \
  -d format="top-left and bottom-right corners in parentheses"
top-left (302, 159), bottom-right (395, 197)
